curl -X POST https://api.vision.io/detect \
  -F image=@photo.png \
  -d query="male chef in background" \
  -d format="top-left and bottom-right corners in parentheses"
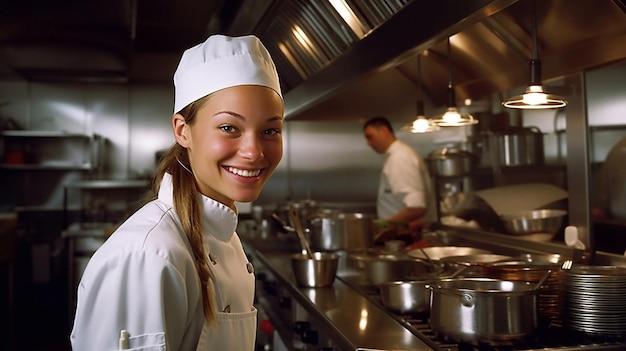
top-left (363, 116), bottom-right (436, 233)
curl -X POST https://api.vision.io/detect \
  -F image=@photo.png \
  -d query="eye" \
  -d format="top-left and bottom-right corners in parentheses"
top-left (219, 125), bottom-right (237, 134)
top-left (263, 128), bottom-right (282, 136)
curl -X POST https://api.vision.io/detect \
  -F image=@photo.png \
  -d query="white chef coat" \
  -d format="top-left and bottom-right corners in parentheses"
top-left (377, 140), bottom-right (435, 221)
top-left (70, 173), bottom-right (257, 351)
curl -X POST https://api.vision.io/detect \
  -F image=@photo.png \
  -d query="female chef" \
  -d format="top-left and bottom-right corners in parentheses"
top-left (70, 34), bottom-right (284, 350)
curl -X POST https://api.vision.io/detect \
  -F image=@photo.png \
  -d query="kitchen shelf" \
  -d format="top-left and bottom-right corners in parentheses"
top-left (0, 130), bottom-right (105, 210)
top-left (66, 179), bottom-right (151, 189)
top-left (0, 162), bottom-right (94, 170)
top-left (0, 130), bottom-right (93, 138)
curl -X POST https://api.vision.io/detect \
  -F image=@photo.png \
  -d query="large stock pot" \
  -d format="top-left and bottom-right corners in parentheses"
top-left (309, 211), bottom-right (374, 251)
top-left (428, 278), bottom-right (541, 345)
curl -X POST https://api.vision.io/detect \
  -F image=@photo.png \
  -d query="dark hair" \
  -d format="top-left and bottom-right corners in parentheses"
top-left (363, 116), bottom-right (394, 134)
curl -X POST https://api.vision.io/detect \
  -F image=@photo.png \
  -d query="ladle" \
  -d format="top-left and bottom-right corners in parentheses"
top-left (289, 207), bottom-right (314, 259)
top-left (418, 247), bottom-right (437, 269)
top-left (271, 212), bottom-right (294, 232)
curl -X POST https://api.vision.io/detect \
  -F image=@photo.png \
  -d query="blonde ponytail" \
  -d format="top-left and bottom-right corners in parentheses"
top-left (155, 97), bottom-right (216, 324)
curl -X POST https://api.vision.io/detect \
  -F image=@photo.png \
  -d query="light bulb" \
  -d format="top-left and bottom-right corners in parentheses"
top-left (442, 108), bottom-right (461, 124)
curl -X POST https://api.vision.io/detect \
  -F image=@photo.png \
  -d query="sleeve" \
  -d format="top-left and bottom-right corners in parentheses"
top-left (385, 149), bottom-right (428, 208)
top-left (70, 248), bottom-right (197, 351)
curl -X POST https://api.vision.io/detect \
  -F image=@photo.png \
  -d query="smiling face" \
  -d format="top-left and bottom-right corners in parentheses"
top-left (173, 85), bottom-right (284, 209)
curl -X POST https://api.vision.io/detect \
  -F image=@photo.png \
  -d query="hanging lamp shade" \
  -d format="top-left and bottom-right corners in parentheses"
top-left (429, 38), bottom-right (478, 127)
top-left (502, 0), bottom-right (567, 109)
top-left (402, 55), bottom-right (440, 133)
top-left (402, 100), bottom-right (440, 133)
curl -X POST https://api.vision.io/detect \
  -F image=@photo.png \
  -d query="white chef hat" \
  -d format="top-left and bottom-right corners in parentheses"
top-left (173, 34), bottom-right (282, 113)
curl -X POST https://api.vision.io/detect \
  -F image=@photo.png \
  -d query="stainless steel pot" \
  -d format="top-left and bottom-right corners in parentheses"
top-left (350, 250), bottom-right (441, 284)
top-left (379, 280), bottom-right (432, 314)
top-left (427, 147), bottom-right (475, 177)
top-left (309, 211), bottom-right (374, 251)
top-left (364, 257), bottom-right (437, 284)
top-left (483, 127), bottom-right (544, 167)
top-left (428, 278), bottom-right (540, 345)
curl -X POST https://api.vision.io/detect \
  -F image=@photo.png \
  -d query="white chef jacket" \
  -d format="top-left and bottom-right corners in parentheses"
top-left (377, 140), bottom-right (435, 221)
top-left (70, 173), bottom-right (257, 351)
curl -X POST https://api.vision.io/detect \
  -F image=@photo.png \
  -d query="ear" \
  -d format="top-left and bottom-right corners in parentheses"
top-left (172, 113), bottom-right (190, 148)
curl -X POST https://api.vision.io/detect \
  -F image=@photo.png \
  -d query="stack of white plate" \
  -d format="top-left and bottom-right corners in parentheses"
top-left (563, 265), bottom-right (626, 336)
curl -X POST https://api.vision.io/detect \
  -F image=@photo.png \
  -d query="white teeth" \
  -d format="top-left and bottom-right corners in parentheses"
top-left (227, 167), bottom-right (261, 177)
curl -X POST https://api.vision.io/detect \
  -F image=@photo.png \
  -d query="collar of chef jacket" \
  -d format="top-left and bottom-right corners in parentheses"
top-left (158, 173), bottom-right (238, 243)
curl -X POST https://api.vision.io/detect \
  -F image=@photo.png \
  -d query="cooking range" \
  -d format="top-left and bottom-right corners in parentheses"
top-left (338, 273), bottom-right (626, 351)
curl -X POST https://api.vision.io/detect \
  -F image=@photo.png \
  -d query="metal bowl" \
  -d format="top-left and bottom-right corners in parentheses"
top-left (291, 252), bottom-right (339, 287)
top-left (407, 246), bottom-right (492, 261)
top-left (500, 209), bottom-right (567, 235)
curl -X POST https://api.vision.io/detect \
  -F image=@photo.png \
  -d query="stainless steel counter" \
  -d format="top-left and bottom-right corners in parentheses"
top-left (250, 245), bottom-right (434, 351)
top-left (243, 224), bottom-right (626, 351)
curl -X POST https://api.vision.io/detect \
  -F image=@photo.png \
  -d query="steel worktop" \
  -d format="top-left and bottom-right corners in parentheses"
top-left (249, 243), bottom-right (434, 351)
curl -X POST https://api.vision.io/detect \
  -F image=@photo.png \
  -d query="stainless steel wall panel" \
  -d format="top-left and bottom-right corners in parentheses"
top-left (127, 86), bottom-right (175, 179)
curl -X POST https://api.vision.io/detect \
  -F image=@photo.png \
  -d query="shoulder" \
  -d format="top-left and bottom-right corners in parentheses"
top-left (389, 141), bottom-right (420, 162)
top-left (85, 200), bottom-right (195, 280)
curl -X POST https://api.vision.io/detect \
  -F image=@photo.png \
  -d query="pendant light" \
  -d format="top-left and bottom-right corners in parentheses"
top-left (502, 0), bottom-right (567, 109)
top-left (402, 54), bottom-right (440, 133)
top-left (429, 38), bottom-right (478, 127)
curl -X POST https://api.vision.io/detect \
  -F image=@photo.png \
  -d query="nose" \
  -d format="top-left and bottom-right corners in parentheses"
top-left (238, 134), bottom-right (264, 160)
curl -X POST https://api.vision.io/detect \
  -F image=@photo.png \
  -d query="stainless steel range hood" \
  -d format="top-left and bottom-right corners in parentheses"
top-left (258, 0), bottom-right (626, 120)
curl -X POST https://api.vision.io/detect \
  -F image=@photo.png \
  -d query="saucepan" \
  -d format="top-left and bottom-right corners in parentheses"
top-left (428, 273), bottom-right (550, 345)
top-left (379, 280), bottom-right (432, 314)
top-left (378, 264), bottom-right (469, 314)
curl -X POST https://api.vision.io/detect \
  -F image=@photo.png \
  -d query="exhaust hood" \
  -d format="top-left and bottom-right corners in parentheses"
top-left (1, 0), bottom-right (625, 120)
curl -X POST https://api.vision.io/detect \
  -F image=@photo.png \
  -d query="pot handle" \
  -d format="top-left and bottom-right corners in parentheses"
top-left (534, 269), bottom-right (552, 290)
top-left (426, 285), bottom-right (475, 307)
top-left (460, 293), bottom-right (475, 307)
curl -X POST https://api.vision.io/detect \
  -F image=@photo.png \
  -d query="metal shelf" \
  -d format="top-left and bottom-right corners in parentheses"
top-left (66, 180), bottom-right (150, 189)
top-left (0, 162), bottom-right (93, 170)
top-left (0, 130), bottom-right (93, 138)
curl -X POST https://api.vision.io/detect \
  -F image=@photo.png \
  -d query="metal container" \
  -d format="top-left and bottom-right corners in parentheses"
top-left (309, 211), bottom-right (374, 251)
top-left (291, 252), bottom-right (339, 287)
top-left (407, 246), bottom-right (492, 261)
top-left (363, 257), bottom-right (437, 284)
top-left (350, 249), bottom-right (441, 284)
top-left (428, 278), bottom-right (540, 345)
top-left (427, 147), bottom-right (475, 177)
top-left (484, 127), bottom-right (544, 167)
top-left (379, 280), bottom-right (432, 314)
top-left (500, 209), bottom-right (567, 235)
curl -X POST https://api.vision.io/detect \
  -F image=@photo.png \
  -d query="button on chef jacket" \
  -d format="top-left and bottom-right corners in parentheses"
top-left (377, 140), bottom-right (435, 221)
top-left (70, 173), bottom-right (256, 350)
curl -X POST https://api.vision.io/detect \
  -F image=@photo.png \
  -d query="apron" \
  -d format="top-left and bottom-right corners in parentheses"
top-left (195, 254), bottom-right (257, 350)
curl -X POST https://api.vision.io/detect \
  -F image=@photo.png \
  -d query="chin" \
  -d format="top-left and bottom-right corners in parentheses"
top-left (233, 192), bottom-right (262, 203)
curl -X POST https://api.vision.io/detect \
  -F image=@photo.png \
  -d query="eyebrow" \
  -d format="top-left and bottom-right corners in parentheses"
top-left (214, 110), bottom-right (284, 122)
